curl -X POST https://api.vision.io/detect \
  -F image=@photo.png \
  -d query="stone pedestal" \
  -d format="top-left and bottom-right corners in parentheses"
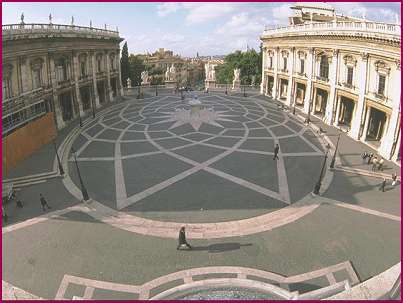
top-left (205, 80), bottom-right (216, 89)
top-left (141, 82), bottom-right (150, 87)
top-left (232, 80), bottom-right (240, 90)
top-left (165, 80), bottom-right (177, 89)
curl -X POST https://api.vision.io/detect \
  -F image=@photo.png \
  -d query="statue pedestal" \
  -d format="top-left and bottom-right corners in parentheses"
top-left (232, 80), bottom-right (241, 91)
top-left (165, 80), bottom-right (177, 89)
top-left (205, 80), bottom-right (216, 89)
top-left (141, 82), bottom-right (150, 87)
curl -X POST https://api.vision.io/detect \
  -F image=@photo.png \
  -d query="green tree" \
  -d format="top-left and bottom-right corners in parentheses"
top-left (128, 54), bottom-right (145, 86)
top-left (215, 49), bottom-right (262, 85)
top-left (120, 42), bottom-right (130, 87)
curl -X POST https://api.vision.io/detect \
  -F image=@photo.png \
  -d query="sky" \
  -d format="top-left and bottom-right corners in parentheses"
top-left (2, 2), bottom-right (401, 57)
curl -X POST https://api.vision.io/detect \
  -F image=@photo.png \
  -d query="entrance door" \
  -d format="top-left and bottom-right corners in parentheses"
top-left (80, 86), bottom-right (91, 110)
top-left (338, 97), bottom-right (355, 126)
top-left (367, 108), bottom-right (387, 141)
top-left (296, 83), bottom-right (305, 106)
top-left (314, 89), bottom-right (328, 116)
top-left (59, 92), bottom-right (73, 122)
top-left (98, 81), bottom-right (106, 104)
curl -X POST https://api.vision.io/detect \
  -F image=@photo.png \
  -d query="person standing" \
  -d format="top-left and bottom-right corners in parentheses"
top-left (367, 153), bottom-right (374, 164)
top-left (2, 206), bottom-right (8, 224)
top-left (273, 144), bottom-right (280, 160)
top-left (379, 178), bottom-right (387, 192)
top-left (39, 193), bottom-right (51, 212)
top-left (392, 173), bottom-right (398, 187)
top-left (177, 226), bottom-right (192, 250)
top-left (371, 157), bottom-right (378, 172)
top-left (377, 158), bottom-right (384, 171)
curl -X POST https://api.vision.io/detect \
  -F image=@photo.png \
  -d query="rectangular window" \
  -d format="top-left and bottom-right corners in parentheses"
top-left (378, 74), bottom-right (386, 95)
top-left (347, 67), bottom-right (353, 85)
top-left (81, 62), bottom-right (86, 78)
top-left (300, 59), bottom-right (305, 74)
top-left (32, 68), bottom-right (42, 89)
top-left (97, 59), bottom-right (102, 73)
top-left (3, 78), bottom-right (12, 99)
top-left (269, 57), bottom-right (273, 69)
top-left (283, 58), bottom-right (287, 71)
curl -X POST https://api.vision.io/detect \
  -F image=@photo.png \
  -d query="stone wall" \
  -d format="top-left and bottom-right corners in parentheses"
top-left (2, 113), bottom-right (57, 175)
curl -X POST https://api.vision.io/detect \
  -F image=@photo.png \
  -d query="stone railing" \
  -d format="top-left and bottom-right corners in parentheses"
top-left (2, 23), bottom-right (120, 39)
top-left (262, 21), bottom-right (401, 41)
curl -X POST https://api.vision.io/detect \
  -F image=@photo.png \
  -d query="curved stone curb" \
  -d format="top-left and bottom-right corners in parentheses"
top-left (2, 280), bottom-right (43, 300)
top-left (60, 95), bottom-right (334, 239)
top-left (55, 262), bottom-right (358, 300)
top-left (328, 262), bottom-right (401, 300)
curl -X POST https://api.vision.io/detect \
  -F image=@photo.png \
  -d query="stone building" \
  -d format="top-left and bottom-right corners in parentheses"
top-left (2, 18), bottom-right (124, 172)
top-left (260, 3), bottom-right (401, 162)
top-left (2, 19), bottom-right (124, 134)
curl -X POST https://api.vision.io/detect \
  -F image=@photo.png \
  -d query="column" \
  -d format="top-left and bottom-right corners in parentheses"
top-left (325, 49), bottom-right (338, 124)
top-left (272, 47), bottom-right (279, 99)
top-left (19, 57), bottom-right (29, 93)
top-left (116, 49), bottom-right (124, 96)
top-left (73, 53), bottom-right (84, 115)
top-left (49, 54), bottom-right (65, 129)
top-left (334, 95), bottom-right (342, 126)
top-left (361, 106), bottom-right (371, 141)
top-left (379, 61), bottom-right (401, 159)
top-left (105, 51), bottom-right (114, 102)
top-left (91, 52), bottom-right (100, 108)
top-left (286, 47), bottom-right (295, 107)
top-left (350, 53), bottom-right (369, 140)
top-left (304, 48), bottom-right (314, 114)
top-left (260, 48), bottom-right (266, 94)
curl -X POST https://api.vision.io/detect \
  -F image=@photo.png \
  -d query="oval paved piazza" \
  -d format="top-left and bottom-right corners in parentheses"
top-left (3, 93), bottom-right (400, 300)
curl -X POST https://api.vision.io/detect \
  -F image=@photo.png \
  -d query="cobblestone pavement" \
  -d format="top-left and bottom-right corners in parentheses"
top-left (2, 92), bottom-right (400, 299)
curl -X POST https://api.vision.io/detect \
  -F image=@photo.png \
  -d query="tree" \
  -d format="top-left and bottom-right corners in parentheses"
top-left (128, 54), bottom-right (145, 86)
top-left (215, 49), bottom-right (261, 85)
top-left (120, 42), bottom-right (130, 87)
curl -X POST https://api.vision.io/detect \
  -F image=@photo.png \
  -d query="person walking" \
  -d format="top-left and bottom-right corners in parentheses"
top-left (367, 153), bottom-right (374, 164)
top-left (177, 226), bottom-right (192, 250)
top-left (273, 144), bottom-right (280, 160)
top-left (361, 151), bottom-right (368, 164)
top-left (39, 193), bottom-right (51, 212)
top-left (2, 206), bottom-right (8, 224)
top-left (16, 199), bottom-right (23, 208)
top-left (392, 173), bottom-right (398, 186)
top-left (379, 178), bottom-right (387, 192)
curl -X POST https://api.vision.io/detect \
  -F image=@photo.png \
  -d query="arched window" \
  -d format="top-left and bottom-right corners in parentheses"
top-left (319, 55), bottom-right (329, 79)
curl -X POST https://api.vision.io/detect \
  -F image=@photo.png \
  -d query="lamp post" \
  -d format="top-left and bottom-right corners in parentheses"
top-left (137, 85), bottom-right (141, 99)
top-left (225, 82), bottom-right (228, 95)
top-left (71, 147), bottom-right (89, 201)
top-left (53, 141), bottom-right (64, 176)
top-left (78, 111), bottom-right (83, 127)
top-left (330, 133), bottom-right (341, 169)
top-left (155, 84), bottom-right (158, 96)
top-left (92, 100), bottom-right (96, 119)
top-left (313, 149), bottom-right (329, 195)
top-left (243, 85), bottom-right (247, 98)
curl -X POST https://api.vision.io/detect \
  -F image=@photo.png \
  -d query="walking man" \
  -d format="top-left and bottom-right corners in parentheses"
top-left (39, 193), bottom-right (51, 212)
top-left (2, 206), bottom-right (8, 224)
top-left (367, 153), bottom-right (374, 164)
top-left (273, 144), bottom-right (280, 160)
top-left (379, 178), bottom-right (387, 192)
top-left (177, 226), bottom-right (192, 250)
top-left (371, 157), bottom-right (378, 172)
top-left (377, 158), bottom-right (384, 171)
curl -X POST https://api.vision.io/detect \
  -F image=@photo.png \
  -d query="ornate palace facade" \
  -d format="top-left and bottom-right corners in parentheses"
top-left (260, 3), bottom-right (401, 161)
top-left (2, 20), bottom-right (124, 134)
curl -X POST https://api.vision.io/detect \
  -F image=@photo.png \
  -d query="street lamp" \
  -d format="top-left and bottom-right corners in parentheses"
top-left (243, 85), bottom-right (247, 98)
top-left (92, 100), bottom-right (96, 119)
top-left (137, 85), bottom-right (141, 99)
top-left (330, 133), bottom-right (341, 169)
top-left (53, 140), bottom-right (64, 176)
top-left (155, 84), bottom-right (158, 96)
top-left (313, 149), bottom-right (329, 195)
top-left (225, 82), bottom-right (228, 95)
top-left (78, 111), bottom-right (83, 127)
top-left (71, 147), bottom-right (90, 201)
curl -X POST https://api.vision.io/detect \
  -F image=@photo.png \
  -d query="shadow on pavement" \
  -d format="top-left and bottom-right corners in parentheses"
top-left (188, 242), bottom-right (253, 253)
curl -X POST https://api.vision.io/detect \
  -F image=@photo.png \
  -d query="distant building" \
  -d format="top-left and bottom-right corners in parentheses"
top-left (261, 2), bottom-right (401, 161)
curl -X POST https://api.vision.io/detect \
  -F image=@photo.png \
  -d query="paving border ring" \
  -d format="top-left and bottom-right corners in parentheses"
top-left (60, 95), bottom-right (335, 239)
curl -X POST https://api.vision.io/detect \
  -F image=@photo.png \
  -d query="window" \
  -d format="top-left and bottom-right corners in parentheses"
top-left (269, 57), bottom-right (273, 69)
top-left (80, 61), bottom-right (86, 78)
top-left (56, 59), bottom-right (68, 83)
top-left (300, 59), bottom-right (305, 74)
top-left (110, 57), bottom-right (115, 70)
top-left (346, 66), bottom-right (353, 85)
top-left (32, 68), bottom-right (42, 89)
top-left (378, 74), bottom-right (386, 95)
top-left (2, 77), bottom-right (12, 99)
top-left (97, 58), bottom-right (102, 73)
top-left (319, 55), bottom-right (329, 79)
top-left (283, 57), bottom-right (287, 71)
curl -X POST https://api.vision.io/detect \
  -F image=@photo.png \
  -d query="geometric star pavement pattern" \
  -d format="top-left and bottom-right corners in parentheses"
top-left (69, 94), bottom-right (325, 221)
